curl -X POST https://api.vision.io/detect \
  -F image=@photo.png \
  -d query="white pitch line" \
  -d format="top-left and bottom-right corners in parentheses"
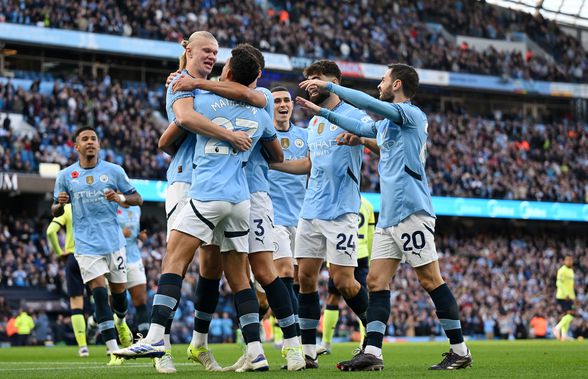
top-left (0, 362), bottom-right (195, 370)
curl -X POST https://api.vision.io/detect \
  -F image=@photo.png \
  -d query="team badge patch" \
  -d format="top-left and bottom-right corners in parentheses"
top-left (99, 174), bottom-right (108, 183)
top-left (86, 175), bottom-right (94, 185)
top-left (295, 138), bottom-right (304, 148)
top-left (281, 138), bottom-right (290, 149)
top-left (318, 123), bottom-right (325, 134)
top-left (330, 124), bottom-right (338, 131)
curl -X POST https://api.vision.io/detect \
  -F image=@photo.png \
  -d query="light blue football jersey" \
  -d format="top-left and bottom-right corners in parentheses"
top-left (318, 83), bottom-right (436, 228)
top-left (53, 160), bottom-right (137, 256)
top-left (301, 102), bottom-right (371, 220)
top-left (268, 124), bottom-right (308, 226)
top-left (165, 69), bottom-right (198, 185)
top-left (190, 91), bottom-right (276, 203)
top-left (245, 87), bottom-right (276, 194)
top-left (117, 205), bottom-right (141, 264)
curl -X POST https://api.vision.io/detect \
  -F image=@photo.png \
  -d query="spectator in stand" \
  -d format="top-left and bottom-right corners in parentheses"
top-left (0, 0), bottom-right (585, 81)
top-left (14, 308), bottom-right (35, 346)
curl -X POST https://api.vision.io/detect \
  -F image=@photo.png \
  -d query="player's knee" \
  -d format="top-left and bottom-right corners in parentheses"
top-left (367, 273), bottom-right (387, 292)
top-left (332, 275), bottom-right (357, 298)
top-left (418, 275), bottom-right (443, 292)
top-left (297, 269), bottom-right (317, 289)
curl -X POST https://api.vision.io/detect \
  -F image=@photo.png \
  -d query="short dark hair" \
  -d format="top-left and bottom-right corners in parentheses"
top-left (237, 43), bottom-right (265, 71)
top-left (388, 63), bottom-right (419, 99)
top-left (229, 46), bottom-right (261, 86)
top-left (303, 60), bottom-right (342, 82)
top-left (270, 86), bottom-right (290, 93)
top-left (73, 126), bottom-right (97, 142)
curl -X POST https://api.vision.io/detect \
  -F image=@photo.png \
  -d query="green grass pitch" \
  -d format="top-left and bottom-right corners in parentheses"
top-left (0, 340), bottom-right (586, 378)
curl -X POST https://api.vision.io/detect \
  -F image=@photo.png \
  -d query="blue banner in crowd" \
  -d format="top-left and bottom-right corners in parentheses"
top-left (131, 180), bottom-right (588, 222)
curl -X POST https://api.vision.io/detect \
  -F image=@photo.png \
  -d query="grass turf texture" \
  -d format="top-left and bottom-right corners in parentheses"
top-left (0, 340), bottom-right (585, 378)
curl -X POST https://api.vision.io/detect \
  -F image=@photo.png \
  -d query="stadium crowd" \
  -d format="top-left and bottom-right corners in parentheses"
top-left (361, 111), bottom-right (588, 203)
top-left (0, 0), bottom-right (585, 82)
top-left (0, 78), bottom-right (169, 180)
top-left (1, 78), bottom-right (586, 203)
top-left (1, 214), bottom-right (586, 345)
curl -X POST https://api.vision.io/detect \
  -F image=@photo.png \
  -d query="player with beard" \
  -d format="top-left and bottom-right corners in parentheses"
top-left (297, 63), bottom-right (472, 371)
top-left (271, 60), bottom-right (372, 367)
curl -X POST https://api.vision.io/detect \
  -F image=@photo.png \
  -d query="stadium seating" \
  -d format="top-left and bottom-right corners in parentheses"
top-left (0, 0), bottom-right (585, 82)
top-left (2, 78), bottom-right (585, 203)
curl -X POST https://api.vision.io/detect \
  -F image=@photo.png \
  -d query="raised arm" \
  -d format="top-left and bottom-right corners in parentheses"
top-left (172, 75), bottom-right (267, 108)
top-left (295, 96), bottom-right (377, 138)
top-left (173, 97), bottom-right (252, 151)
top-left (324, 83), bottom-right (402, 123)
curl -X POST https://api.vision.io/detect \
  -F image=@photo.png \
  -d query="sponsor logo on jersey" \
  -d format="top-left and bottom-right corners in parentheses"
top-left (295, 138), bottom-right (304, 148)
top-left (99, 174), bottom-right (108, 183)
top-left (86, 175), bottom-right (94, 185)
top-left (281, 138), bottom-right (290, 149)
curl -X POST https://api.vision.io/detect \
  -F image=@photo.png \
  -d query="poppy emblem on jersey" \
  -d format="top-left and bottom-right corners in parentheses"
top-left (281, 138), bottom-right (290, 149)
top-left (317, 123), bottom-right (325, 134)
top-left (86, 175), bottom-right (94, 185)
top-left (295, 138), bottom-right (304, 148)
top-left (330, 124), bottom-right (338, 131)
top-left (71, 171), bottom-right (79, 179)
top-left (312, 118), bottom-right (319, 126)
top-left (100, 174), bottom-right (108, 183)
top-left (117, 209), bottom-right (122, 215)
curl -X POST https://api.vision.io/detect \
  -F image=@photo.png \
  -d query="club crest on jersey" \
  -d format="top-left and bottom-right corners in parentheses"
top-left (330, 124), bottom-right (338, 131)
top-left (317, 123), bottom-right (325, 134)
top-left (99, 174), bottom-right (108, 183)
top-left (295, 138), bottom-right (304, 148)
top-left (281, 138), bottom-right (290, 149)
top-left (86, 175), bottom-right (94, 185)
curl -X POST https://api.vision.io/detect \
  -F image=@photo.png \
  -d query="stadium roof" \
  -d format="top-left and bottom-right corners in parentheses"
top-left (486, 0), bottom-right (588, 28)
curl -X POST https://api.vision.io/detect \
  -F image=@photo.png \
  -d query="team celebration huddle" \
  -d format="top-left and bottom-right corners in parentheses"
top-left (53, 31), bottom-right (472, 373)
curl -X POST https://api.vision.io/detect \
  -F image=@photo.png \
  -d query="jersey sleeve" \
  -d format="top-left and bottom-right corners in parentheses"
top-left (167, 78), bottom-right (195, 119)
top-left (115, 166), bottom-right (137, 195)
top-left (389, 102), bottom-right (423, 129)
top-left (257, 87), bottom-right (274, 117)
top-left (53, 170), bottom-right (68, 203)
top-left (261, 115), bottom-right (277, 141)
top-left (326, 82), bottom-right (402, 123)
top-left (46, 219), bottom-right (64, 256)
top-left (318, 108), bottom-right (377, 138)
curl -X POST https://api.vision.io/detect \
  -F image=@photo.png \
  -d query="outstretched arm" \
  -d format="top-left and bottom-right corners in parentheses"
top-left (172, 75), bottom-right (267, 108)
top-left (270, 156), bottom-right (311, 175)
top-left (299, 80), bottom-right (402, 123)
top-left (336, 132), bottom-right (380, 156)
top-left (295, 97), bottom-right (377, 138)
